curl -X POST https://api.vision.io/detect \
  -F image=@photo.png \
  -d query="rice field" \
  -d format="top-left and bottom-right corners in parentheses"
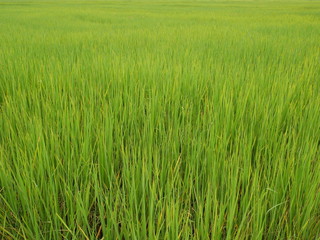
top-left (0, 1), bottom-right (320, 239)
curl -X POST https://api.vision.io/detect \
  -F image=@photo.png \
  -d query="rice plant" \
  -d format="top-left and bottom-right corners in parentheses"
top-left (0, 1), bottom-right (320, 239)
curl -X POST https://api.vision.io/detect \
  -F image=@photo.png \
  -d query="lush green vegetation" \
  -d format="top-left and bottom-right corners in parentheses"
top-left (0, 1), bottom-right (320, 239)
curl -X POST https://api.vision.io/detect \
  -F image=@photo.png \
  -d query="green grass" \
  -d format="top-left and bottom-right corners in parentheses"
top-left (0, 1), bottom-right (320, 239)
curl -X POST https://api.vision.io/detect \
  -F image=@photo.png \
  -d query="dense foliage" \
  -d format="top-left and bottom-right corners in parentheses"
top-left (1, 1), bottom-right (320, 239)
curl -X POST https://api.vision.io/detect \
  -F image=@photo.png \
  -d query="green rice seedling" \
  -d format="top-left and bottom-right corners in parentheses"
top-left (0, 1), bottom-right (320, 239)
